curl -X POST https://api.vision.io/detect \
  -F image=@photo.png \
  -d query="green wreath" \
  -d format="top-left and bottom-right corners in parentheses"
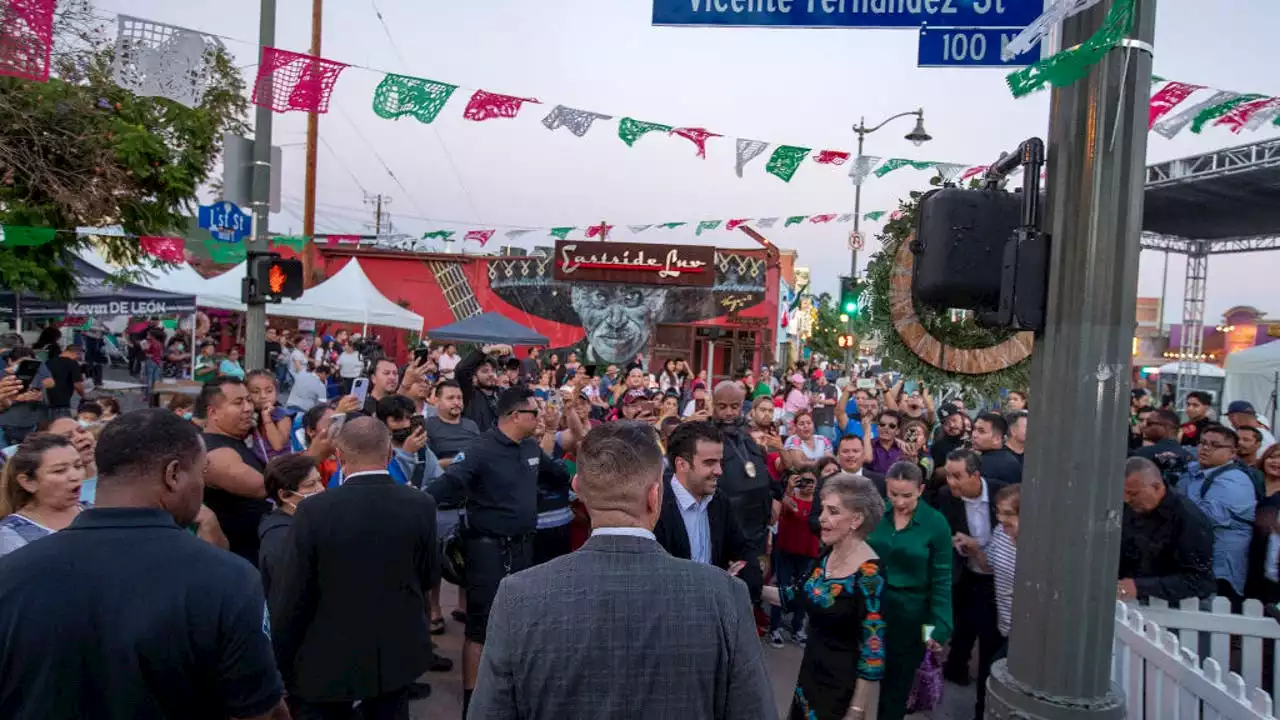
top-left (855, 190), bottom-right (1031, 401)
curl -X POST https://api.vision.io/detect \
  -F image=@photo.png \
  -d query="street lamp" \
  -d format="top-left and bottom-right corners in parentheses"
top-left (843, 108), bottom-right (930, 370)
top-left (850, 108), bottom-right (930, 278)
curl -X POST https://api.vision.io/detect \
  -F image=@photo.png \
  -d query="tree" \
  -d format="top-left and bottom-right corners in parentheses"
top-left (0, 0), bottom-right (248, 299)
top-left (805, 292), bottom-right (846, 360)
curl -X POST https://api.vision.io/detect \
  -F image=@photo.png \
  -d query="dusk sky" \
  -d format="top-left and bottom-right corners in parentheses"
top-left (113, 0), bottom-right (1280, 323)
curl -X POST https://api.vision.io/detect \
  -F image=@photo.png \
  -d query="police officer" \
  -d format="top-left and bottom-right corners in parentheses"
top-left (427, 386), bottom-right (570, 719)
top-left (711, 380), bottom-right (773, 559)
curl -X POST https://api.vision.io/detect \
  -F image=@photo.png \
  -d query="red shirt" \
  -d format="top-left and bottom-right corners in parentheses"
top-left (776, 495), bottom-right (819, 558)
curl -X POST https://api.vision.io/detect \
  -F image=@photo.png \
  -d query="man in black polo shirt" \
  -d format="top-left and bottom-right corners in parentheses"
top-left (428, 386), bottom-right (570, 719)
top-left (971, 412), bottom-right (1023, 485)
top-left (0, 409), bottom-right (287, 720)
top-left (43, 344), bottom-right (85, 419)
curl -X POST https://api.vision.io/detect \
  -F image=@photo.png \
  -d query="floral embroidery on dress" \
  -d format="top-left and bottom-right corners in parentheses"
top-left (803, 557), bottom-right (859, 609)
top-left (857, 563), bottom-right (887, 681)
top-left (793, 686), bottom-right (819, 720)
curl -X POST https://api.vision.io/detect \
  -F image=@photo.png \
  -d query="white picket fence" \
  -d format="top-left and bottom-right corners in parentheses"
top-left (1114, 598), bottom-right (1278, 718)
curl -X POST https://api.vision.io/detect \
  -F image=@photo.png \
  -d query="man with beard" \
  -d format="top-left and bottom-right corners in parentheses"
top-left (570, 285), bottom-right (666, 365)
top-left (424, 380), bottom-right (480, 630)
top-left (455, 344), bottom-right (508, 433)
top-left (360, 357), bottom-right (402, 416)
top-left (709, 381), bottom-right (772, 562)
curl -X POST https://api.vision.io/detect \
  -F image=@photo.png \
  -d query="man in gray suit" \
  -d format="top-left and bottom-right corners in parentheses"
top-left (469, 420), bottom-right (775, 720)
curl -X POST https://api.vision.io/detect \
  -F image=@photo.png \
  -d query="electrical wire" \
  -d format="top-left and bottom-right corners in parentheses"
top-left (364, 0), bottom-right (486, 225)
top-left (333, 105), bottom-right (429, 219)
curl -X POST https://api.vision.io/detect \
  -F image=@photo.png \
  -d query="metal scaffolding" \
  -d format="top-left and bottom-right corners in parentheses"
top-left (1139, 137), bottom-right (1280, 406)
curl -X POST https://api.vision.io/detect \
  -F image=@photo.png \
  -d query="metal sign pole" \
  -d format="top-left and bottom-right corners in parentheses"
top-left (987, 0), bottom-right (1157, 716)
top-left (243, 0), bottom-right (276, 372)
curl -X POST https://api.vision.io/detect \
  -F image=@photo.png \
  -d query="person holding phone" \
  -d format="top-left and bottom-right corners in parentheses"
top-left (769, 468), bottom-right (821, 649)
top-left (0, 349), bottom-right (51, 447)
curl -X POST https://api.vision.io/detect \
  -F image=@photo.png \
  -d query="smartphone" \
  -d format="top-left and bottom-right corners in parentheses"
top-left (14, 359), bottom-right (41, 391)
top-left (414, 347), bottom-right (430, 363)
top-left (695, 397), bottom-right (707, 413)
top-left (327, 413), bottom-right (347, 439)
top-left (350, 377), bottom-right (370, 405)
top-left (409, 414), bottom-right (426, 432)
top-left (856, 378), bottom-right (875, 390)
top-left (904, 380), bottom-right (919, 395)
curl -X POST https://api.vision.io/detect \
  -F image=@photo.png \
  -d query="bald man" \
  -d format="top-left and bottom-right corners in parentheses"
top-left (270, 417), bottom-right (440, 719)
top-left (470, 421), bottom-right (774, 719)
top-left (710, 380), bottom-right (773, 557)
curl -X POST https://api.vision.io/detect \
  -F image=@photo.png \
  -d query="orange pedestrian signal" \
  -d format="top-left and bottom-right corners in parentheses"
top-left (836, 334), bottom-right (856, 349)
top-left (248, 255), bottom-right (303, 302)
top-left (268, 264), bottom-right (286, 294)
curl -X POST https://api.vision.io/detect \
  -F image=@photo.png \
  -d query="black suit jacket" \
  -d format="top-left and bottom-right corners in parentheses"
top-left (270, 472), bottom-right (440, 702)
top-left (932, 478), bottom-right (1007, 583)
top-left (654, 476), bottom-right (763, 604)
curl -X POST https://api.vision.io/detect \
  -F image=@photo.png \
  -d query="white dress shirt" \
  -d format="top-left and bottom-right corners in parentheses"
top-left (670, 477), bottom-right (714, 565)
top-left (591, 527), bottom-right (657, 542)
top-left (961, 478), bottom-right (992, 575)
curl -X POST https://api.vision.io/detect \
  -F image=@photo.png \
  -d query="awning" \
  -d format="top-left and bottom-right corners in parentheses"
top-left (0, 257), bottom-right (197, 318)
top-left (428, 312), bottom-right (548, 346)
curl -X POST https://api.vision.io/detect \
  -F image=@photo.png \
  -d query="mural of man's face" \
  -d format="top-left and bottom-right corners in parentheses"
top-left (570, 285), bottom-right (666, 364)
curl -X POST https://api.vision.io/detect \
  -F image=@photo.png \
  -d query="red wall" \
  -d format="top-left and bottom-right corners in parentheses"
top-left (316, 249), bottom-right (779, 353)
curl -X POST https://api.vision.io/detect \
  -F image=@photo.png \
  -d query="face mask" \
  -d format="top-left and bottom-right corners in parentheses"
top-left (390, 426), bottom-right (413, 444)
top-left (284, 488), bottom-right (321, 510)
top-left (182, 412), bottom-right (193, 420)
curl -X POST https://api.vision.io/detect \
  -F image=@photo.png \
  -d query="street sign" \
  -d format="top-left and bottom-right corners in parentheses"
top-left (652, 0), bottom-right (1041, 29)
top-left (848, 230), bottom-right (865, 251)
top-left (917, 26), bottom-right (1040, 67)
top-left (198, 200), bottom-right (253, 244)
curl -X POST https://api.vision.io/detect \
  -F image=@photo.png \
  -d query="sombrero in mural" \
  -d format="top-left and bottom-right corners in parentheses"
top-left (486, 247), bottom-right (769, 326)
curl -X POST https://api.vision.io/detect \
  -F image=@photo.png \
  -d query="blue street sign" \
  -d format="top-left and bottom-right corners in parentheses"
top-left (652, 0), bottom-right (1041, 30)
top-left (916, 26), bottom-right (1039, 67)
top-left (198, 200), bottom-right (253, 244)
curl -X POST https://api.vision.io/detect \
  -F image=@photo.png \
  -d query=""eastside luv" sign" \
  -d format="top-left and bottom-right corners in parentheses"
top-left (553, 240), bottom-right (716, 287)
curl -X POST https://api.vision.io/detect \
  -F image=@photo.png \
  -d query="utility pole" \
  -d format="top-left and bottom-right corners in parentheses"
top-left (243, 0), bottom-right (277, 372)
top-left (986, 0), bottom-right (1155, 718)
top-left (300, 0), bottom-right (323, 288)
top-left (364, 193), bottom-right (391, 235)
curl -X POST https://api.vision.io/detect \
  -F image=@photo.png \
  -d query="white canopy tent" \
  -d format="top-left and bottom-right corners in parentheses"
top-left (1157, 361), bottom-right (1225, 378)
top-left (260, 258), bottom-right (423, 332)
top-left (81, 251), bottom-right (421, 332)
top-left (79, 247), bottom-right (243, 311)
top-left (1224, 342), bottom-right (1280, 429)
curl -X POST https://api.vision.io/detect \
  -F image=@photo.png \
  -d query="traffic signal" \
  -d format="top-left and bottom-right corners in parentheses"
top-left (839, 276), bottom-right (862, 316)
top-left (244, 253), bottom-right (304, 303)
top-left (836, 334), bottom-right (856, 349)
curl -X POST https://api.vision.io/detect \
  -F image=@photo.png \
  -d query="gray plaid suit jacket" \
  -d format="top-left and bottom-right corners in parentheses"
top-left (468, 531), bottom-right (776, 720)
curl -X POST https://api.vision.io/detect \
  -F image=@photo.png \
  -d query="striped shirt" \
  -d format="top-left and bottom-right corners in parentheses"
top-left (988, 525), bottom-right (1017, 637)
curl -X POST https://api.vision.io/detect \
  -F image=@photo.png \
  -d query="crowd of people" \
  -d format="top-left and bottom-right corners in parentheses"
top-left (0, 328), bottom-right (1276, 719)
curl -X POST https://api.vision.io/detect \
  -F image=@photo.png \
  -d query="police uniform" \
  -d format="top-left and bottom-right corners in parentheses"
top-left (427, 428), bottom-right (571, 642)
top-left (716, 419), bottom-right (773, 557)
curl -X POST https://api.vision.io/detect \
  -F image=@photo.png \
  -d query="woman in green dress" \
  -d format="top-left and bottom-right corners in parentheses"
top-left (866, 460), bottom-right (953, 720)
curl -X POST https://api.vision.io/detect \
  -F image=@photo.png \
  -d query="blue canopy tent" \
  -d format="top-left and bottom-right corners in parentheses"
top-left (427, 312), bottom-right (548, 346)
